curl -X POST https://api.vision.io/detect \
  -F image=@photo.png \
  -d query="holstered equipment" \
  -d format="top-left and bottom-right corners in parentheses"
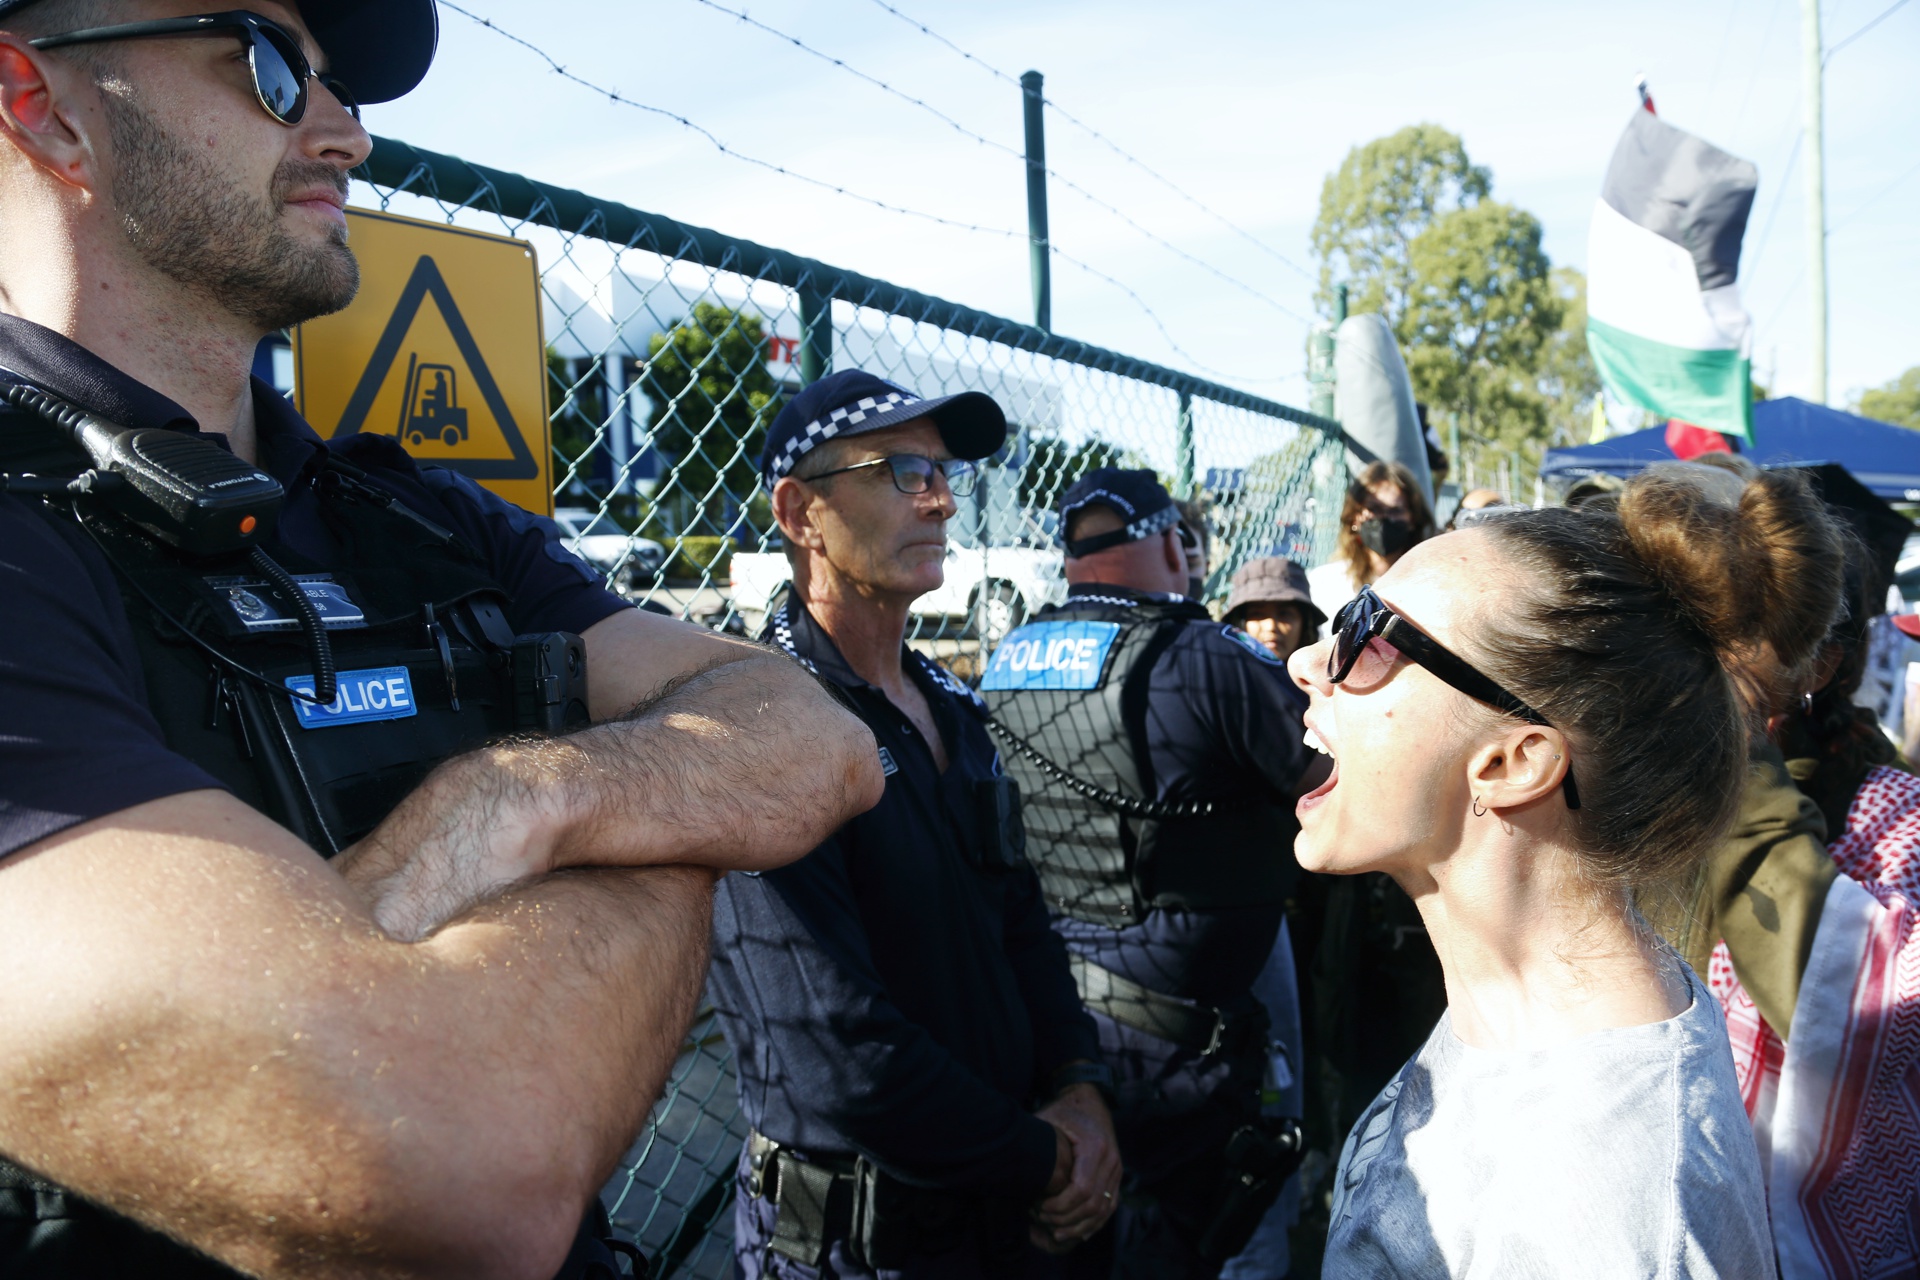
top-left (1194, 1117), bottom-right (1306, 1263)
top-left (747, 1131), bottom-right (1023, 1270)
top-left (981, 597), bottom-right (1295, 926)
top-left (1069, 954), bottom-right (1266, 1058)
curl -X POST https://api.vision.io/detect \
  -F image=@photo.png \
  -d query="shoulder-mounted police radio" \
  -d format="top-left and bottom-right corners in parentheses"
top-left (0, 371), bottom-right (590, 855)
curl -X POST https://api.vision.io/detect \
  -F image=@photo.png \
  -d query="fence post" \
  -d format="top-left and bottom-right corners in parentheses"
top-left (605, 352), bottom-right (631, 496)
top-left (797, 287), bottom-right (831, 387)
top-left (1175, 390), bottom-right (1195, 498)
top-left (1308, 283), bottom-right (1346, 420)
top-left (1021, 70), bottom-right (1051, 333)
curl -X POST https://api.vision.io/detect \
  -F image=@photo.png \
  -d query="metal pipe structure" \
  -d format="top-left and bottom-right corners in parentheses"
top-left (797, 288), bottom-right (831, 387)
top-left (1803, 0), bottom-right (1828, 404)
top-left (356, 137), bottom-right (1340, 433)
top-left (1020, 71), bottom-right (1052, 333)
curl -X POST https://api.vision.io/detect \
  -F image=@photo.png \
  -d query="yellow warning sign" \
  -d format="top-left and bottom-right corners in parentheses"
top-left (292, 208), bottom-right (551, 515)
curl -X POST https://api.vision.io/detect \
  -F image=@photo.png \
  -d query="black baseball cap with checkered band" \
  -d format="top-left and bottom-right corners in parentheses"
top-left (759, 369), bottom-right (1007, 488)
top-left (1058, 467), bottom-right (1181, 558)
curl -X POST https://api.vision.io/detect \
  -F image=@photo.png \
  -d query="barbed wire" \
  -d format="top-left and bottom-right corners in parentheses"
top-left (439, 2), bottom-right (1020, 241)
top-left (860, 0), bottom-right (1318, 285)
top-left (440, 1), bottom-right (1300, 388)
top-left (684, 0), bottom-right (1312, 327)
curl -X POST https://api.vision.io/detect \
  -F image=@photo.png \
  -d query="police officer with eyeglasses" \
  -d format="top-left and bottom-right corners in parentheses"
top-left (709, 370), bottom-right (1122, 1279)
top-left (982, 469), bottom-right (1322, 1280)
top-left (0, 4), bottom-right (883, 1277)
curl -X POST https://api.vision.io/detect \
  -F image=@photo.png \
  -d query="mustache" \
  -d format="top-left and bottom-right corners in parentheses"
top-left (272, 160), bottom-right (350, 207)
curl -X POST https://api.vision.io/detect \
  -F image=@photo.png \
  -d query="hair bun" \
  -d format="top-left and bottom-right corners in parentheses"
top-left (1617, 461), bottom-right (1843, 703)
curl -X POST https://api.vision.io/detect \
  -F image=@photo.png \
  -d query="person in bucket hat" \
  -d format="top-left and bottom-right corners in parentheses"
top-left (1223, 557), bottom-right (1326, 662)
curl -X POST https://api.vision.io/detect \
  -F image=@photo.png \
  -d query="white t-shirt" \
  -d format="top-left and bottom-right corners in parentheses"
top-left (1325, 965), bottom-right (1773, 1279)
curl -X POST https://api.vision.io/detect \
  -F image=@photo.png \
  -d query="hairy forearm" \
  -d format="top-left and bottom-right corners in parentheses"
top-left (344, 649), bottom-right (880, 939)
top-left (1, 798), bottom-right (719, 1280)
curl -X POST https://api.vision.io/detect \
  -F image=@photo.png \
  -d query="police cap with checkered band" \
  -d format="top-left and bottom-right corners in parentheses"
top-left (1058, 467), bottom-right (1180, 558)
top-left (760, 369), bottom-right (1007, 488)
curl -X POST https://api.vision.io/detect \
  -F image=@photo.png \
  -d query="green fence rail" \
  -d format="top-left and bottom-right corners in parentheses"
top-left (347, 135), bottom-right (1346, 1277)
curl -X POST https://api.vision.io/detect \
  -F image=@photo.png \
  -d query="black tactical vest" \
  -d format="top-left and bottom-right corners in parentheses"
top-left (0, 410), bottom-right (596, 1279)
top-left (981, 597), bottom-right (1295, 927)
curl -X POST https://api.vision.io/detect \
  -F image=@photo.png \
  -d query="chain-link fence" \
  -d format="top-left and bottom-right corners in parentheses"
top-left (346, 136), bottom-right (1346, 1277)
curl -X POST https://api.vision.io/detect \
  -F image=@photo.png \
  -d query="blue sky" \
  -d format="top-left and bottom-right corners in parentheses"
top-left (361, 0), bottom-right (1920, 413)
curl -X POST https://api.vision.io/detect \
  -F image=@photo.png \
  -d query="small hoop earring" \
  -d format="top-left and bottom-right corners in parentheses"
top-left (1472, 796), bottom-right (1488, 818)
top-left (1802, 691), bottom-right (1814, 714)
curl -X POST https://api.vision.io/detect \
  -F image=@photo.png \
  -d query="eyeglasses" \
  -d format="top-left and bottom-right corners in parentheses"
top-left (803, 454), bottom-right (979, 498)
top-left (31, 11), bottom-right (359, 126)
top-left (1329, 586), bottom-right (1580, 808)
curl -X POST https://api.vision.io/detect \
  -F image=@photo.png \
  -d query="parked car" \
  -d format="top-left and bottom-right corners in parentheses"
top-left (730, 539), bottom-right (1064, 645)
top-left (551, 507), bottom-right (667, 598)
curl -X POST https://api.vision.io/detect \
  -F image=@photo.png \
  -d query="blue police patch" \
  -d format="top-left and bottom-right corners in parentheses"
top-left (286, 666), bottom-right (419, 729)
top-left (1221, 625), bottom-right (1284, 664)
top-left (980, 621), bottom-right (1122, 691)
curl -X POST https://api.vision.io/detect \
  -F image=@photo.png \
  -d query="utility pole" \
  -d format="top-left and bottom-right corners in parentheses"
top-left (1021, 70), bottom-right (1051, 332)
top-left (1803, 0), bottom-right (1828, 404)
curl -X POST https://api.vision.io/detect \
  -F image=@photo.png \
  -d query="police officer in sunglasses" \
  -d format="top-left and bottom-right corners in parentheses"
top-left (0, 4), bottom-right (885, 1278)
top-left (708, 370), bottom-right (1119, 1278)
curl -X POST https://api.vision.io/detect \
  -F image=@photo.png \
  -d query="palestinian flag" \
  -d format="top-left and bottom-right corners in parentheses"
top-left (1587, 109), bottom-right (1758, 440)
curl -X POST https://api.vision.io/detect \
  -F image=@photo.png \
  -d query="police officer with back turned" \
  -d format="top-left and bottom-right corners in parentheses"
top-left (0, 3), bottom-right (883, 1277)
top-left (982, 469), bottom-right (1316, 1280)
top-left (709, 370), bottom-right (1121, 1279)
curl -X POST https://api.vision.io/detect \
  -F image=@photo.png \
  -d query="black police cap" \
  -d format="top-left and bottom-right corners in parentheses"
top-left (760, 369), bottom-right (1007, 488)
top-left (1058, 467), bottom-right (1179, 558)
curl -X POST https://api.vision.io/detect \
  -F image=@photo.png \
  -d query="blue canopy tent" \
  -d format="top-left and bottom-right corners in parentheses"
top-left (1540, 398), bottom-right (1920, 503)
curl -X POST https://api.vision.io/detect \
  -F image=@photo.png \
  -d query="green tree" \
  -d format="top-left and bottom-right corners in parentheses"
top-left (1536, 267), bottom-right (1603, 446)
top-left (1856, 367), bottom-right (1920, 430)
top-left (1310, 124), bottom-right (1491, 331)
top-left (641, 302), bottom-right (783, 540)
top-left (1401, 201), bottom-right (1562, 452)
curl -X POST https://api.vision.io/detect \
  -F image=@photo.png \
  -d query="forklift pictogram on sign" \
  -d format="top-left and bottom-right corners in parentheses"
top-left (399, 352), bottom-right (469, 447)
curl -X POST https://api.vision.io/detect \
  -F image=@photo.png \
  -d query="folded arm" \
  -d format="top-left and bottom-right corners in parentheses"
top-left (341, 606), bottom-right (884, 938)
top-left (0, 789), bottom-right (716, 1280)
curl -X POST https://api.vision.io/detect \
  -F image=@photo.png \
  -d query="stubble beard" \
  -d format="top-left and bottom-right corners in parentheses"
top-left (102, 88), bottom-right (360, 332)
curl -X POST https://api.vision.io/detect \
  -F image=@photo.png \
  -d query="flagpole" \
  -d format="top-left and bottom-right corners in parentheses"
top-left (1803, 0), bottom-right (1828, 405)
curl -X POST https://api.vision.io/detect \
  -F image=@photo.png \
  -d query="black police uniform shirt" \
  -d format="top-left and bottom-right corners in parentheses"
top-left (1044, 583), bottom-right (1311, 1009)
top-left (708, 597), bottom-right (1100, 1201)
top-left (0, 313), bottom-right (630, 861)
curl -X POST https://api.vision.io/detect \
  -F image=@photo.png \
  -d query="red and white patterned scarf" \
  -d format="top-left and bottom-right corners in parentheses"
top-left (1708, 763), bottom-right (1920, 1279)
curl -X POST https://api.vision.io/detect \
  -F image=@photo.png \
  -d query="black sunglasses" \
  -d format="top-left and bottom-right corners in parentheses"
top-left (804, 453), bottom-right (979, 498)
top-left (32, 11), bottom-right (358, 125)
top-left (1330, 586), bottom-right (1580, 809)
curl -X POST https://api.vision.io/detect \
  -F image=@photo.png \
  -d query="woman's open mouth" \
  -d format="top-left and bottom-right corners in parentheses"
top-left (1299, 723), bottom-right (1338, 812)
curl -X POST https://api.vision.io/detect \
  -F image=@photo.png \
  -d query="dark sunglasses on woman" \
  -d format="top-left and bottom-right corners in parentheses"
top-left (1329, 586), bottom-right (1580, 809)
top-left (803, 453), bottom-right (979, 498)
top-left (31, 10), bottom-right (358, 125)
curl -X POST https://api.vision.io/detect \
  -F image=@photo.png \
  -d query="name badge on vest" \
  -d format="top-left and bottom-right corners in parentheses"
top-left (285, 666), bottom-right (419, 729)
top-left (980, 621), bottom-right (1122, 691)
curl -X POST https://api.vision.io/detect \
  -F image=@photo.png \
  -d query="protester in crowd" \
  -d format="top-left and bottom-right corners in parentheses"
top-left (709, 370), bottom-right (1119, 1279)
top-left (983, 469), bottom-right (1317, 1280)
top-left (0, 4), bottom-right (884, 1277)
top-left (1685, 499), bottom-right (1920, 1277)
top-left (1223, 557), bottom-right (1325, 661)
top-left (1445, 487), bottom-right (1507, 529)
top-left (1305, 460), bottom-right (1436, 627)
top-left (1301, 460), bottom-right (1448, 1175)
top-left (1296, 461), bottom-right (1838, 1275)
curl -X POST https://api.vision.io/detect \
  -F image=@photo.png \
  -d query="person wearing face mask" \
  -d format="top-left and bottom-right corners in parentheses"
top-left (1292, 462), bottom-right (1840, 1277)
top-left (1304, 461), bottom-right (1436, 626)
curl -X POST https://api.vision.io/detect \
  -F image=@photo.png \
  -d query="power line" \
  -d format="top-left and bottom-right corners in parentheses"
top-left (859, 0), bottom-right (1318, 285)
top-left (439, 2), bottom-right (1021, 241)
top-left (1745, 129), bottom-right (1803, 281)
top-left (1831, 155), bottom-right (1920, 230)
top-left (432, 4), bottom-right (1297, 390)
top-left (686, 0), bottom-right (1312, 327)
top-left (1827, 0), bottom-right (1914, 62)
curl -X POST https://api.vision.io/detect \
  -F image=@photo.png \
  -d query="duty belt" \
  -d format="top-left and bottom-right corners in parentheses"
top-left (1069, 954), bottom-right (1262, 1057)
